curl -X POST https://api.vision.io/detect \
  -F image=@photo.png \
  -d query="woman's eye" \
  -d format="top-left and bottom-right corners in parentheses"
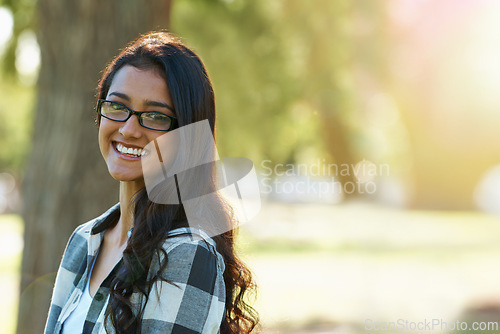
top-left (147, 113), bottom-right (167, 121)
top-left (110, 102), bottom-right (126, 110)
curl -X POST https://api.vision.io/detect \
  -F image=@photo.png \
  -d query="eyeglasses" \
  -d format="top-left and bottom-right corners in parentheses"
top-left (96, 99), bottom-right (178, 131)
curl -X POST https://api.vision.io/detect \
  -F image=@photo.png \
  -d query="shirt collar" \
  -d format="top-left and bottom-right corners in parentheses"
top-left (88, 204), bottom-right (212, 246)
top-left (90, 203), bottom-right (120, 235)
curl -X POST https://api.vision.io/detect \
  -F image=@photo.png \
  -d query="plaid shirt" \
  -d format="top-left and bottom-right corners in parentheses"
top-left (44, 204), bottom-right (226, 334)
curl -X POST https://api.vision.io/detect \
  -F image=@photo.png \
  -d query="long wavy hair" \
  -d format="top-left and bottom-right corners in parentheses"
top-left (95, 31), bottom-right (259, 333)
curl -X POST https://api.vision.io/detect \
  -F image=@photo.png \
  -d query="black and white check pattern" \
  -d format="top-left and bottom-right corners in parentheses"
top-left (44, 204), bottom-right (226, 334)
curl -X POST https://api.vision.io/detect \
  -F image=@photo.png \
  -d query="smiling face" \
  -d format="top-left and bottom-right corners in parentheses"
top-left (98, 65), bottom-right (175, 184)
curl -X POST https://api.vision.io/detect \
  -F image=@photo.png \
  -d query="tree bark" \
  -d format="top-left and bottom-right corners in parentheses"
top-left (18, 1), bottom-right (172, 333)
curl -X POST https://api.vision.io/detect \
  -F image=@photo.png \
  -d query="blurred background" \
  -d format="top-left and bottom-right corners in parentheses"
top-left (2, 0), bottom-right (500, 333)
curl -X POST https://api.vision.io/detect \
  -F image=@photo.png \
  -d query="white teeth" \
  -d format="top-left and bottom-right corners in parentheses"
top-left (115, 143), bottom-right (144, 157)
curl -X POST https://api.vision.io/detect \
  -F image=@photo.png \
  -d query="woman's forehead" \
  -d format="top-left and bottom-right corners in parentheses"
top-left (107, 65), bottom-right (172, 106)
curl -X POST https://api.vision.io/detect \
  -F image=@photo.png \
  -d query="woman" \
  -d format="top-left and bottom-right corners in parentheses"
top-left (44, 31), bottom-right (258, 334)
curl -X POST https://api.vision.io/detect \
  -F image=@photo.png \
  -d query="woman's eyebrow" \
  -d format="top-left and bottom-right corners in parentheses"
top-left (144, 99), bottom-right (174, 111)
top-left (108, 91), bottom-right (130, 100)
top-left (108, 92), bottom-right (174, 111)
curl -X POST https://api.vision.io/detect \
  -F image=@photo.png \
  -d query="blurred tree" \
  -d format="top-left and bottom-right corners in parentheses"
top-left (282, 0), bottom-right (391, 194)
top-left (17, 0), bottom-right (172, 333)
top-left (281, 0), bottom-right (361, 190)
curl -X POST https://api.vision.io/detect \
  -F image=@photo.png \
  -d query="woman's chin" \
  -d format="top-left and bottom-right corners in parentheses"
top-left (108, 169), bottom-right (144, 184)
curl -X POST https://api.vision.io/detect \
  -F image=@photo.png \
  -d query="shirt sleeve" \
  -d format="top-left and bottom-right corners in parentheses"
top-left (140, 240), bottom-right (226, 334)
top-left (44, 224), bottom-right (88, 334)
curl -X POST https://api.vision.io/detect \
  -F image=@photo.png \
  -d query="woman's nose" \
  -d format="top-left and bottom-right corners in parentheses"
top-left (119, 115), bottom-right (143, 138)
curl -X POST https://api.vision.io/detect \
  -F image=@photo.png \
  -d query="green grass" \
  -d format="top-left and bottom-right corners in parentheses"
top-left (4, 204), bottom-right (500, 334)
top-left (238, 203), bottom-right (500, 333)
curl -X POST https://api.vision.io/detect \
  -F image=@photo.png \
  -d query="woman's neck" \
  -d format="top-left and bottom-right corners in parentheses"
top-left (110, 180), bottom-right (145, 246)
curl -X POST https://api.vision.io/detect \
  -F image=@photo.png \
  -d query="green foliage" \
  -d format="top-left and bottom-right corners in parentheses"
top-left (0, 77), bottom-right (35, 173)
top-left (0, 0), bottom-right (37, 78)
top-left (171, 0), bottom-right (320, 164)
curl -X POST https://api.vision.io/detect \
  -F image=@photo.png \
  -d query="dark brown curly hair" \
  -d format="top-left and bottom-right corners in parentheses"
top-left (95, 31), bottom-right (259, 333)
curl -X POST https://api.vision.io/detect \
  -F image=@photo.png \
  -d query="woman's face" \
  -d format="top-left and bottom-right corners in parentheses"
top-left (98, 65), bottom-right (175, 183)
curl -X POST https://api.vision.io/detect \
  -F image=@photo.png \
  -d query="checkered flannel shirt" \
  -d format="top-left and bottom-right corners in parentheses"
top-left (44, 204), bottom-right (226, 334)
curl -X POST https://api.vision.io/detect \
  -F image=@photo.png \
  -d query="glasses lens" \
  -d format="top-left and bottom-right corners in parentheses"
top-left (100, 101), bottom-right (129, 121)
top-left (141, 112), bottom-right (173, 131)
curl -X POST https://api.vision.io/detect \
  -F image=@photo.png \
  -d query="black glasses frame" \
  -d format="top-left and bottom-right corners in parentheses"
top-left (96, 99), bottom-right (178, 131)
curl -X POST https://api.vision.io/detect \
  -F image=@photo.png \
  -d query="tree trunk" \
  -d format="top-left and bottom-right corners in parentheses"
top-left (17, 1), bottom-right (172, 333)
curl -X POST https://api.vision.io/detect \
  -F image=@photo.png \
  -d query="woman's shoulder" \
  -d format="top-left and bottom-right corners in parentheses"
top-left (155, 227), bottom-right (225, 273)
top-left (163, 228), bottom-right (218, 254)
top-left (61, 205), bottom-right (119, 267)
top-left (63, 217), bottom-right (101, 251)
top-left (60, 221), bottom-right (92, 259)
top-left (67, 220), bottom-right (93, 243)
top-left (65, 203), bottom-right (120, 248)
